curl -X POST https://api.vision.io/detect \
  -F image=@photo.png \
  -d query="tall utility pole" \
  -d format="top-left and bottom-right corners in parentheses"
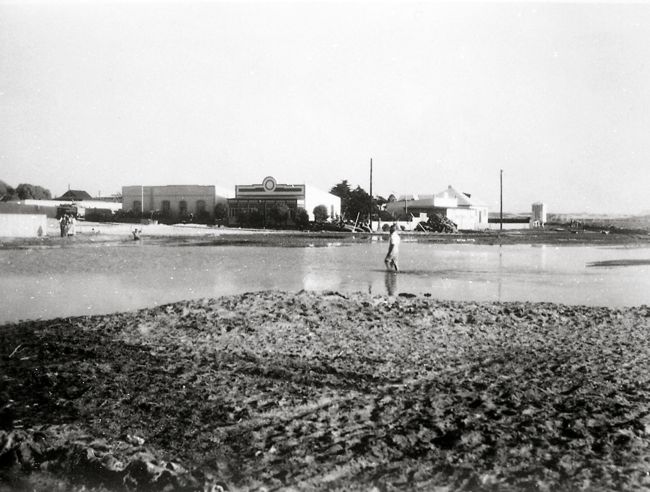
top-left (369, 158), bottom-right (373, 224)
top-left (500, 169), bottom-right (503, 232)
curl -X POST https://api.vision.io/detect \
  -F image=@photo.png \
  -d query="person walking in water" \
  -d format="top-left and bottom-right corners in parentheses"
top-left (384, 224), bottom-right (400, 272)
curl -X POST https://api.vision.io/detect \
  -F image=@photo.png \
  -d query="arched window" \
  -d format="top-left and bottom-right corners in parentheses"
top-left (196, 200), bottom-right (206, 213)
top-left (161, 200), bottom-right (171, 214)
top-left (179, 200), bottom-right (188, 215)
top-left (133, 200), bottom-right (141, 212)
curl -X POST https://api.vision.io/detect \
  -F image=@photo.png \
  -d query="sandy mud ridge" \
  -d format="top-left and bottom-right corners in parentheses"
top-left (1, 291), bottom-right (650, 491)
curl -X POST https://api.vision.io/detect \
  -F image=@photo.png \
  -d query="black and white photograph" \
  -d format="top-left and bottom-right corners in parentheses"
top-left (1, 1), bottom-right (650, 490)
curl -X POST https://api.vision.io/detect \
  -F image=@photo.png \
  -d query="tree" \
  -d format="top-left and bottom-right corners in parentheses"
top-left (330, 180), bottom-right (351, 200)
top-left (0, 180), bottom-right (14, 199)
top-left (269, 203), bottom-right (290, 227)
top-left (330, 180), bottom-right (352, 218)
top-left (331, 180), bottom-right (387, 221)
top-left (15, 183), bottom-right (51, 200)
top-left (313, 204), bottom-right (329, 222)
top-left (214, 202), bottom-right (228, 223)
top-left (295, 207), bottom-right (310, 229)
top-left (346, 186), bottom-right (372, 221)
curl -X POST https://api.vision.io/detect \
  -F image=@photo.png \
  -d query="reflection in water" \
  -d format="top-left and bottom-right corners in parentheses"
top-left (384, 271), bottom-right (398, 296)
top-left (498, 246), bottom-right (503, 302)
top-left (539, 244), bottom-right (548, 269)
top-left (1, 242), bottom-right (650, 323)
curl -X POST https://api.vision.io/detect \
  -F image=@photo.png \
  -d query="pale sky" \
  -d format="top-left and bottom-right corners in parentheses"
top-left (1, 1), bottom-right (649, 214)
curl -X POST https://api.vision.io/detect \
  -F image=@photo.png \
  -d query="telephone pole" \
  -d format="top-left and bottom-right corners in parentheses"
top-left (500, 169), bottom-right (503, 232)
top-left (369, 158), bottom-right (373, 224)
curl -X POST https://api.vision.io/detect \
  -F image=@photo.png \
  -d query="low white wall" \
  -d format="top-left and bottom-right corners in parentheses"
top-left (0, 214), bottom-right (48, 237)
top-left (21, 199), bottom-right (122, 212)
top-left (2, 200), bottom-right (122, 218)
top-left (0, 201), bottom-right (57, 218)
top-left (371, 219), bottom-right (426, 232)
top-left (487, 222), bottom-right (531, 231)
top-left (446, 208), bottom-right (483, 230)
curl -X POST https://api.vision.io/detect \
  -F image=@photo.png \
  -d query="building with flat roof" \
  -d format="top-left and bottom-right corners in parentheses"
top-left (227, 176), bottom-right (341, 226)
top-left (122, 185), bottom-right (229, 222)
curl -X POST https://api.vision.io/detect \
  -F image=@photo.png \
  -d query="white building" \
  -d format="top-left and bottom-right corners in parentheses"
top-left (385, 185), bottom-right (489, 231)
top-left (122, 185), bottom-right (229, 221)
top-left (227, 176), bottom-right (341, 225)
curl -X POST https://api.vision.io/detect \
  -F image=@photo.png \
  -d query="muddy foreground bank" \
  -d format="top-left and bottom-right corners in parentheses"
top-left (1, 291), bottom-right (650, 491)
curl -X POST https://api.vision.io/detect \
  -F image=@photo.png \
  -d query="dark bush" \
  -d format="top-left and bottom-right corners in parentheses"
top-left (313, 204), bottom-right (329, 222)
top-left (295, 208), bottom-right (310, 230)
top-left (84, 208), bottom-right (115, 222)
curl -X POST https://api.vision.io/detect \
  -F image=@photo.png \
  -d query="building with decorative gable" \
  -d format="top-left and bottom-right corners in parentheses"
top-left (385, 185), bottom-right (488, 230)
top-left (227, 176), bottom-right (341, 226)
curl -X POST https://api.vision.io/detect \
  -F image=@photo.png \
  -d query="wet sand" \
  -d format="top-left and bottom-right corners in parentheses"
top-left (1, 218), bottom-right (649, 250)
top-left (1, 291), bottom-right (649, 491)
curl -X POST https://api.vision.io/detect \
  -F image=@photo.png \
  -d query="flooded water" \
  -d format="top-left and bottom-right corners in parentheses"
top-left (1, 241), bottom-right (649, 323)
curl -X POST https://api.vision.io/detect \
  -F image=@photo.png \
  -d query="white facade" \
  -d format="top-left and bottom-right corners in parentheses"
top-left (122, 185), bottom-right (227, 221)
top-left (304, 183), bottom-right (341, 221)
top-left (228, 177), bottom-right (341, 223)
top-left (0, 213), bottom-right (47, 237)
top-left (446, 207), bottom-right (487, 230)
top-left (385, 185), bottom-right (488, 230)
top-left (439, 186), bottom-right (489, 230)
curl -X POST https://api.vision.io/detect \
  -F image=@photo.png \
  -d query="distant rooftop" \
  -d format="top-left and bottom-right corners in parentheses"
top-left (56, 190), bottom-right (92, 201)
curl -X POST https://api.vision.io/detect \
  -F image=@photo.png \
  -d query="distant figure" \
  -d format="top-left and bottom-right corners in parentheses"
top-left (132, 228), bottom-right (141, 240)
top-left (67, 215), bottom-right (76, 236)
top-left (384, 224), bottom-right (400, 272)
top-left (59, 215), bottom-right (67, 237)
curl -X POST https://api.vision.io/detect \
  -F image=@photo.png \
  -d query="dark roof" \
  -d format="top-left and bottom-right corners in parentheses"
top-left (56, 190), bottom-right (93, 201)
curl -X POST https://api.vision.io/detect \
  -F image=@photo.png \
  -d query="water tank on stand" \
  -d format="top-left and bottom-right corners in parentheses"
top-left (531, 202), bottom-right (547, 228)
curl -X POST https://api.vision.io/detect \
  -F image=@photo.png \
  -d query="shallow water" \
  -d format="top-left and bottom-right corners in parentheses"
top-left (1, 241), bottom-right (649, 323)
